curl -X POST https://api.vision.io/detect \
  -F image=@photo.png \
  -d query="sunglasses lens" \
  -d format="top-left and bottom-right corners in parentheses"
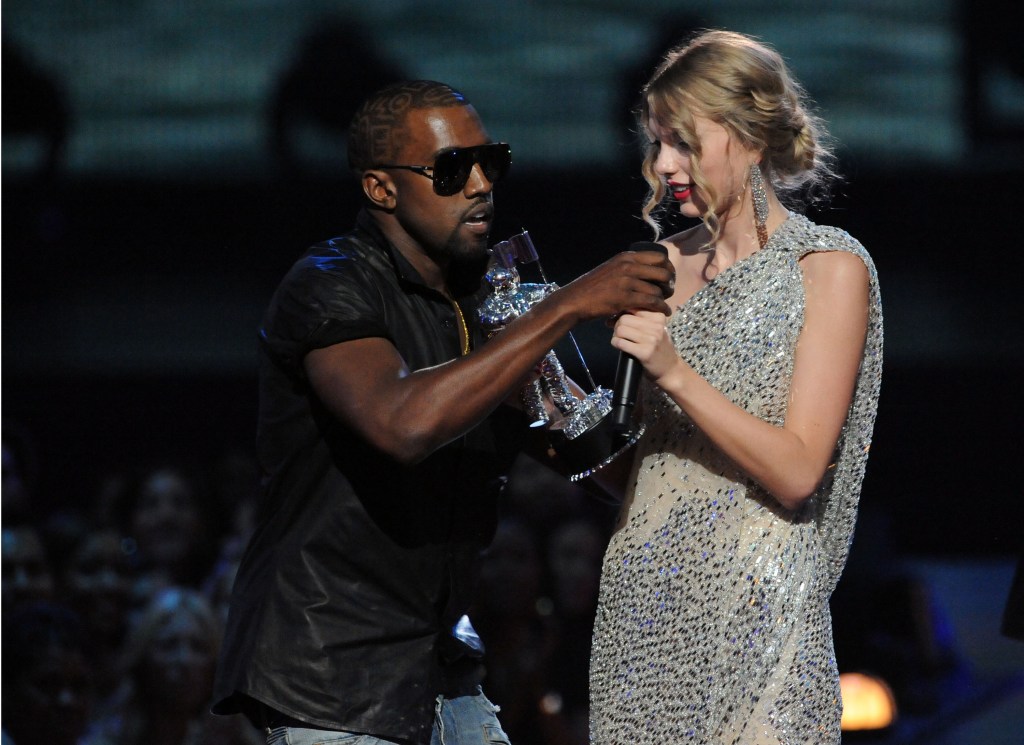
top-left (431, 150), bottom-right (467, 196)
top-left (431, 144), bottom-right (511, 195)
top-left (480, 144), bottom-right (512, 184)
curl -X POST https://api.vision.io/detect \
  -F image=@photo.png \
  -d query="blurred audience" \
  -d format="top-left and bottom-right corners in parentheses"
top-left (544, 517), bottom-right (608, 745)
top-left (2, 523), bottom-right (56, 610)
top-left (106, 464), bottom-right (226, 599)
top-left (58, 525), bottom-right (136, 714)
top-left (465, 510), bottom-right (613, 745)
top-left (83, 587), bottom-right (259, 745)
top-left (2, 602), bottom-right (94, 745)
top-left (1, 433), bottom-right (267, 745)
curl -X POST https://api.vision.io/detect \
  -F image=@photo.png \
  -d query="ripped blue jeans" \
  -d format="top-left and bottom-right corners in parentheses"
top-left (264, 688), bottom-right (511, 745)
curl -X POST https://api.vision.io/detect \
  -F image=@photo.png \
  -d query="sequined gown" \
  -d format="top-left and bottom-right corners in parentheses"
top-left (589, 214), bottom-right (883, 745)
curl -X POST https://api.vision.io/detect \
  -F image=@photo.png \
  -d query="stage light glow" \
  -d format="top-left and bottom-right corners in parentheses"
top-left (840, 671), bottom-right (897, 731)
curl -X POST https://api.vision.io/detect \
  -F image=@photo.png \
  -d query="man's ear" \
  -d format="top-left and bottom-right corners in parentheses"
top-left (362, 170), bottom-right (396, 210)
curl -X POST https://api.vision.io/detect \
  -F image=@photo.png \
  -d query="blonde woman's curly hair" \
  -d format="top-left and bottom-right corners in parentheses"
top-left (638, 29), bottom-right (839, 241)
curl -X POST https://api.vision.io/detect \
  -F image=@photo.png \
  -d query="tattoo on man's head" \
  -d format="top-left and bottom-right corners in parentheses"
top-left (348, 80), bottom-right (468, 171)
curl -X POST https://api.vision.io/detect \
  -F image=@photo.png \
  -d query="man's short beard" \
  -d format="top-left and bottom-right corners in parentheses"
top-left (443, 232), bottom-right (492, 295)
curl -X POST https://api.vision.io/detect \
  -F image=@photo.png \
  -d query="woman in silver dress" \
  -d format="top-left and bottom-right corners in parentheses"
top-left (589, 30), bottom-right (883, 744)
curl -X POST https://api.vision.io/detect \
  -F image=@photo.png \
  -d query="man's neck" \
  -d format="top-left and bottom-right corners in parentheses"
top-left (373, 213), bottom-right (450, 295)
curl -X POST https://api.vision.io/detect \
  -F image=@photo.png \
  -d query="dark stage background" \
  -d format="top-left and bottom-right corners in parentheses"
top-left (3, 1), bottom-right (1023, 743)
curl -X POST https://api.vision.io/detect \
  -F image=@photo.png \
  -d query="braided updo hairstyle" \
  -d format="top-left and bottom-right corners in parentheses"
top-left (638, 30), bottom-right (838, 240)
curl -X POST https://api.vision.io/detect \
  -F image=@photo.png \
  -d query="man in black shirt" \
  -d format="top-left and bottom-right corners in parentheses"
top-left (212, 80), bottom-right (673, 745)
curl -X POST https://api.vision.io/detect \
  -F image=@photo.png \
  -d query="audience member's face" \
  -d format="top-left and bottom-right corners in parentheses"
top-left (2, 525), bottom-right (55, 609)
top-left (138, 608), bottom-right (215, 715)
top-left (132, 469), bottom-right (202, 570)
top-left (4, 642), bottom-right (93, 745)
top-left (390, 105), bottom-right (495, 265)
top-left (64, 528), bottom-right (132, 642)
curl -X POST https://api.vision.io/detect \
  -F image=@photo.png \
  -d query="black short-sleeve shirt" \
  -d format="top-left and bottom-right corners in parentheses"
top-left (213, 211), bottom-right (524, 743)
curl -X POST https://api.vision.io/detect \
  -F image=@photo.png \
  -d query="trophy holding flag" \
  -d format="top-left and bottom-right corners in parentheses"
top-left (478, 230), bottom-right (644, 482)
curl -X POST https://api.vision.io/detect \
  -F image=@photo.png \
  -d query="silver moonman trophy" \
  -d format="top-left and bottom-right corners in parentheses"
top-left (477, 230), bottom-right (645, 482)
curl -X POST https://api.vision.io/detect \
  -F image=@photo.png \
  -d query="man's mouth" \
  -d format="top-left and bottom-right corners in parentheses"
top-left (463, 202), bottom-right (494, 230)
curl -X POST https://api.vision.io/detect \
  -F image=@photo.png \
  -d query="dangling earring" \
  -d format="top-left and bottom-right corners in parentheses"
top-left (750, 164), bottom-right (769, 249)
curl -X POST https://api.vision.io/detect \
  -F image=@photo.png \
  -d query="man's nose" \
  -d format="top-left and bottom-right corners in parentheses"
top-left (463, 163), bottom-right (494, 196)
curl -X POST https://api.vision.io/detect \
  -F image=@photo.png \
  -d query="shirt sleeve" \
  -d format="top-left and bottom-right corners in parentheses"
top-left (259, 246), bottom-right (391, 376)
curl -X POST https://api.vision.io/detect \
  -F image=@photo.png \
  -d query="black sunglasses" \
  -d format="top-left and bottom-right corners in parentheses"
top-left (375, 143), bottom-right (512, 196)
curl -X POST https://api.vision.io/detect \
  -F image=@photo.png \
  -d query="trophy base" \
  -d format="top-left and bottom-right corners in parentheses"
top-left (549, 413), bottom-right (646, 483)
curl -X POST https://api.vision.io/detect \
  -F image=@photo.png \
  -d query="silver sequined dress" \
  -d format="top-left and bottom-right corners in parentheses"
top-left (589, 214), bottom-right (883, 744)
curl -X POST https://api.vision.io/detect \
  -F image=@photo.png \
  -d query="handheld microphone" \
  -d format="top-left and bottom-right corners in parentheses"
top-left (610, 241), bottom-right (670, 441)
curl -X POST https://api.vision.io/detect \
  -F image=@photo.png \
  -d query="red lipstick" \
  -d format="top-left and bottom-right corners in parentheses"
top-left (667, 181), bottom-right (692, 201)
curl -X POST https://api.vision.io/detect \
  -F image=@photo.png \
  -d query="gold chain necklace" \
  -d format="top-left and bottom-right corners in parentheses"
top-left (451, 298), bottom-right (470, 356)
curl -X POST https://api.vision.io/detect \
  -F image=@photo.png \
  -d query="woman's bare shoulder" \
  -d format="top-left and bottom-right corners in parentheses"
top-left (799, 248), bottom-right (869, 284)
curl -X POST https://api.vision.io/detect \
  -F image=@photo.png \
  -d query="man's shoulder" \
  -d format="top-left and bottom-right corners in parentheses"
top-left (280, 228), bottom-right (393, 292)
top-left (259, 229), bottom-right (395, 364)
top-left (299, 229), bottom-right (384, 271)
